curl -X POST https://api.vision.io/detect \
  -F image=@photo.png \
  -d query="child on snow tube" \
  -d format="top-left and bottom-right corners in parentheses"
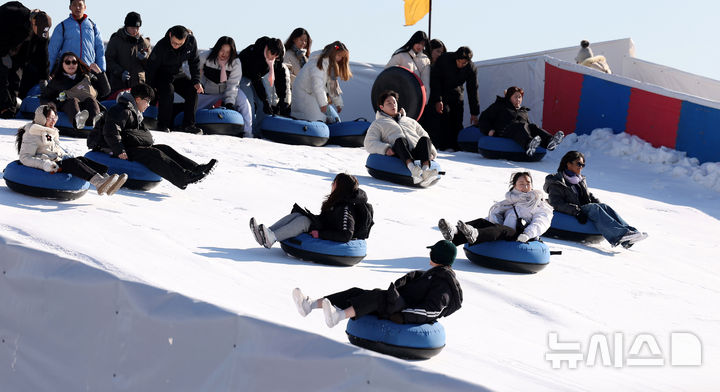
top-left (438, 172), bottom-right (553, 245)
top-left (364, 90), bottom-right (438, 186)
top-left (249, 173), bottom-right (373, 249)
top-left (291, 240), bottom-right (462, 328)
top-left (16, 104), bottom-right (127, 195)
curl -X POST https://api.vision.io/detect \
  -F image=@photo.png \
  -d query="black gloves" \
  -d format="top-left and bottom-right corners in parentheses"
top-left (576, 210), bottom-right (588, 224)
top-left (262, 99), bottom-right (274, 115)
top-left (276, 102), bottom-right (291, 116)
top-left (224, 102), bottom-right (234, 110)
top-left (389, 312), bottom-right (404, 324)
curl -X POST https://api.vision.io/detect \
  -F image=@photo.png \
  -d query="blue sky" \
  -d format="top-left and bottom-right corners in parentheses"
top-left (33, 0), bottom-right (720, 80)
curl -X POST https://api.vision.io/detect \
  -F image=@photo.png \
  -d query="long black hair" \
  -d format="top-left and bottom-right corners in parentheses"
top-left (509, 171), bottom-right (532, 190)
top-left (50, 52), bottom-right (90, 79)
top-left (558, 151), bottom-right (585, 172)
top-left (284, 27), bottom-right (312, 54)
top-left (207, 36), bottom-right (238, 63)
top-left (393, 30), bottom-right (430, 58)
top-left (321, 173), bottom-right (359, 214)
top-left (16, 103), bottom-right (57, 153)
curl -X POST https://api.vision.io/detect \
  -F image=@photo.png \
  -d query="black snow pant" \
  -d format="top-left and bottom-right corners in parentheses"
top-left (154, 75), bottom-right (197, 129)
top-left (126, 144), bottom-right (199, 189)
top-left (59, 97), bottom-right (101, 129)
top-left (391, 136), bottom-right (432, 164)
top-left (451, 218), bottom-right (516, 246)
top-left (326, 287), bottom-right (390, 319)
top-left (499, 122), bottom-right (554, 149)
top-left (0, 63), bottom-right (19, 118)
top-left (57, 156), bottom-right (107, 181)
top-left (425, 100), bottom-right (463, 151)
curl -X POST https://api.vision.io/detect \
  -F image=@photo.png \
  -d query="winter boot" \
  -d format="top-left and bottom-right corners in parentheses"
top-left (195, 159), bottom-right (218, 176)
top-left (525, 136), bottom-right (541, 156)
top-left (75, 109), bottom-right (89, 129)
top-left (89, 173), bottom-right (118, 195)
top-left (407, 162), bottom-right (423, 184)
top-left (457, 220), bottom-right (478, 244)
top-left (260, 224), bottom-right (276, 248)
top-left (322, 298), bottom-right (345, 328)
top-left (546, 131), bottom-right (564, 151)
top-left (292, 288), bottom-right (314, 317)
top-left (438, 219), bottom-right (457, 241)
top-left (249, 218), bottom-right (265, 246)
top-left (105, 173), bottom-right (128, 195)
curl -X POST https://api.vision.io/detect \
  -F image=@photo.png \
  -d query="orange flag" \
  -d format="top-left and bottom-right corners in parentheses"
top-left (404, 0), bottom-right (429, 26)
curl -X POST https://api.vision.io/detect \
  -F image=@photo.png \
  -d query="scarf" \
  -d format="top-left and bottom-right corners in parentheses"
top-left (504, 189), bottom-right (545, 211)
top-left (563, 169), bottom-right (582, 185)
top-left (217, 59), bottom-right (228, 83)
top-left (293, 45), bottom-right (307, 67)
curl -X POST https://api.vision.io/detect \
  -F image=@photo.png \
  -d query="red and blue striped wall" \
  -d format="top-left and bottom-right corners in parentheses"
top-left (542, 63), bottom-right (720, 163)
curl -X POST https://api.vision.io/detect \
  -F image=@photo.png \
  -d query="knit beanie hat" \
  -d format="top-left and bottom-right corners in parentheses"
top-left (427, 240), bottom-right (457, 266)
top-left (124, 12), bottom-right (142, 28)
top-left (575, 40), bottom-right (593, 64)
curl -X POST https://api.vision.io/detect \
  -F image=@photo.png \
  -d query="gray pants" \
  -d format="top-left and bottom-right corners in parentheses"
top-left (238, 76), bottom-right (266, 137)
top-left (269, 213), bottom-right (312, 242)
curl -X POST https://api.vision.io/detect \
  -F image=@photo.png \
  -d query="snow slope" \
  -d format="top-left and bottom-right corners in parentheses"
top-left (1, 117), bottom-right (719, 391)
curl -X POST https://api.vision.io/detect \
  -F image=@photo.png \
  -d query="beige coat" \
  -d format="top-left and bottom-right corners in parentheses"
top-left (581, 55), bottom-right (612, 74)
top-left (364, 109), bottom-right (437, 157)
top-left (18, 123), bottom-right (66, 170)
top-left (291, 56), bottom-right (343, 122)
top-left (386, 50), bottom-right (431, 99)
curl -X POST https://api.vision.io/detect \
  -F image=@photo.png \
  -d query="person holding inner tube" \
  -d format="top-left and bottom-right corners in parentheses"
top-left (477, 86), bottom-right (565, 157)
top-left (249, 173), bottom-right (373, 249)
top-left (364, 90), bottom-right (438, 186)
top-left (88, 83), bottom-right (217, 190)
top-left (439, 172), bottom-right (553, 246)
top-left (42, 51), bottom-right (110, 131)
top-left (292, 240), bottom-right (462, 328)
top-left (385, 31), bottom-right (431, 101)
top-left (544, 151), bottom-right (648, 248)
top-left (16, 103), bottom-right (127, 195)
top-left (291, 41), bottom-right (352, 125)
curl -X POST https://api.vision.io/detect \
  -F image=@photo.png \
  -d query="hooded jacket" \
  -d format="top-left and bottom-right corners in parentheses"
top-left (105, 27), bottom-right (152, 91)
top-left (487, 189), bottom-right (554, 239)
top-left (145, 31), bottom-right (200, 86)
top-left (292, 188), bottom-right (374, 242)
top-left (238, 36), bottom-right (289, 105)
top-left (543, 171), bottom-right (600, 216)
top-left (88, 91), bottom-right (151, 156)
top-left (390, 266), bottom-right (463, 324)
top-left (18, 123), bottom-right (66, 168)
top-left (364, 108), bottom-right (437, 157)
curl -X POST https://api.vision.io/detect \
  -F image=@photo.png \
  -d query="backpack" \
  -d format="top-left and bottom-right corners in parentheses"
top-left (352, 201), bottom-right (374, 239)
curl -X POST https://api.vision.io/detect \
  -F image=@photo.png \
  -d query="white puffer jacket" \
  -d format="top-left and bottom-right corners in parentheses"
top-left (199, 51), bottom-right (243, 105)
top-left (18, 123), bottom-right (66, 169)
top-left (487, 189), bottom-right (553, 239)
top-left (386, 50), bottom-right (431, 99)
top-left (291, 56), bottom-right (343, 122)
top-left (364, 109), bottom-right (437, 157)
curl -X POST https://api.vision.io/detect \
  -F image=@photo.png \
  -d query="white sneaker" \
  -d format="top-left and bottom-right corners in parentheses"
top-left (75, 110), bottom-right (89, 129)
top-left (292, 288), bottom-right (314, 317)
top-left (249, 218), bottom-right (264, 246)
top-left (260, 224), bottom-right (276, 248)
top-left (407, 162), bottom-right (423, 184)
top-left (457, 220), bottom-right (478, 244)
top-left (420, 167), bottom-right (438, 185)
top-left (525, 136), bottom-right (541, 156)
top-left (438, 218), bottom-right (457, 241)
top-left (546, 131), bottom-right (564, 151)
top-left (619, 231), bottom-right (648, 248)
top-left (322, 298), bottom-right (345, 328)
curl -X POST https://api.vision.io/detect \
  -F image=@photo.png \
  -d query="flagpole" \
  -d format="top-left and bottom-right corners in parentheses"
top-left (428, 0), bottom-right (432, 41)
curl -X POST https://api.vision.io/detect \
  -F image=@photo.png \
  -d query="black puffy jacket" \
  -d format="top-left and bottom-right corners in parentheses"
top-left (145, 31), bottom-right (200, 86)
top-left (389, 266), bottom-right (463, 324)
top-left (543, 171), bottom-right (600, 216)
top-left (88, 92), bottom-right (152, 155)
top-left (238, 36), bottom-right (289, 105)
top-left (429, 51), bottom-right (479, 115)
top-left (292, 188), bottom-right (374, 243)
top-left (477, 96), bottom-right (544, 136)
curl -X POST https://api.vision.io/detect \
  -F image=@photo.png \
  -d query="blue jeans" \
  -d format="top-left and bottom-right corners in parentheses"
top-left (238, 77), bottom-right (266, 137)
top-left (582, 203), bottom-right (636, 246)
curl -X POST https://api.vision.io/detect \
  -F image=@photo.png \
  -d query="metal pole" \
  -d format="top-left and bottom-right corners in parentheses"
top-left (428, 0), bottom-right (432, 41)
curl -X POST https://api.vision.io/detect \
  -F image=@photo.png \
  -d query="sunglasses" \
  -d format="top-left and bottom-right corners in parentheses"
top-left (64, 59), bottom-right (78, 65)
top-left (574, 161), bottom-right (586, 168)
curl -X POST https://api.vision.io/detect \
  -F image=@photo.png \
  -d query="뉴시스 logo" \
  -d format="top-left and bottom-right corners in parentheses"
top-left (545, 332), bottom-right (702, 369)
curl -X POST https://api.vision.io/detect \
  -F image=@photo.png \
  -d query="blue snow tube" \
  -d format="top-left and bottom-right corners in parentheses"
top-left (327, 119), bottom-right (370, 147)
top-left (365, 154), bottom-right (441, 187)
top-left (280, 233), bottom-right (366, 266)
top-left (457, 126), bottom-right (482, 152)
top-left (260, 115), bottom-right (329, 146)
top-left (174, 108), bottom-right (244, 136)
top-left (346, 315), bottom-right (446, 360)
top-left (18, 95), bottom-right (40, 119)
top-left (3, 160), bottom-right (89, 201)
top-left (463, 240), bottom-right (550, 273)
top-left (84, 151), bottom-right (162, 191)
top-left (26, 83), bottom-right (43, 97)
top-left (543, 212), bottom-right (604, 243)
top-left (477, 134), bottom-right (547, 162)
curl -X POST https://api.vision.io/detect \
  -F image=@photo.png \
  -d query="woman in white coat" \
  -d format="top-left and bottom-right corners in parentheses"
top-left (438, 172), bottom-right (553, 245)
top-left (290, 41), bottom-right (351, 123)
top-left (385, 31), bottom-right (431, 97)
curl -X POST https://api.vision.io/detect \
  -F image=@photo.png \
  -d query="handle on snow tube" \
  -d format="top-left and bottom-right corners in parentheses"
top-left (302, 125), bottom-right (308, 132)
top-left (550, 250), bottom-right (562, 255)
top-left (354, 117), bottom-right (368, 122)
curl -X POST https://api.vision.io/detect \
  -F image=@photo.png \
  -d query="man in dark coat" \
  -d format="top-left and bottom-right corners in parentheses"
top-left (88, 83), bottom-right (217, 189)
top-left (426, 46), bottom-right (480, 150)
top-left (145, 25), bottom-right (203, 134)
top-left (292, 240), bottom-right (463, 327)
top-left (0, 2), bottom-right (51, 117)
top-left (105, 12), bottom-right (152, 93)
top-left (238, 36), bottom-right (289, 136)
